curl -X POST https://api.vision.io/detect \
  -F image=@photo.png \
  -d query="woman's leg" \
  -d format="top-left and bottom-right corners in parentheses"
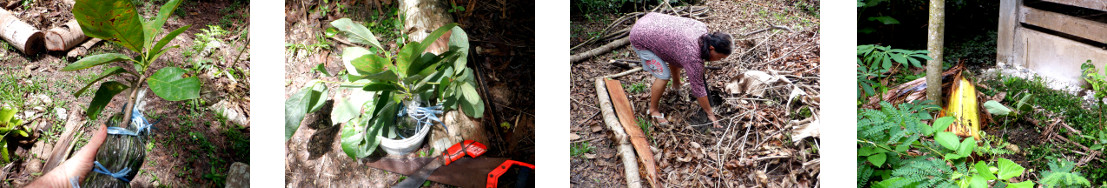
top-left (669, 64), bottom-right (683, 91)
top-left (635, 49), bottom-right (670, 124)
top-left (648, 77), bottom-right (669, 121)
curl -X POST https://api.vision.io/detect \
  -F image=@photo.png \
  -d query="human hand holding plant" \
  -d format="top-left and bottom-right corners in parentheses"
top-left (27, 124), bottom-right (107, 187)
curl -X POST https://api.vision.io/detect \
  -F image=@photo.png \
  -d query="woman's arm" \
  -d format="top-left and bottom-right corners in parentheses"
top-left (696, 96), bottom-right (721, 128)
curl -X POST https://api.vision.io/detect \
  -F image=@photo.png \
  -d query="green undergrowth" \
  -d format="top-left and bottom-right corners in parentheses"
top-left (978, 74), bottom-right (1107, 185)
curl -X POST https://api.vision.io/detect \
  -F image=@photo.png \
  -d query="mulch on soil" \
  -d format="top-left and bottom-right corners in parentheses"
top-left (570, 0), bottom-right (820, 187)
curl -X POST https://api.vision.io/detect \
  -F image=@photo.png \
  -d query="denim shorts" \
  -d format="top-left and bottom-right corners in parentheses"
top-left (635, 49), bottom-right (671, 80)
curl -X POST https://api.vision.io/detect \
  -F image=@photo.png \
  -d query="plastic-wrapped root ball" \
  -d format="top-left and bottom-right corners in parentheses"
top-left (82, 113), bottom-right (147, 188)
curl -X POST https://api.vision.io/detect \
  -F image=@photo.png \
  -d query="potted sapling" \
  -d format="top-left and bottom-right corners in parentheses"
top-left (285, 18), bottom-right (484, 158)
top-left (64, 0), bottom-right (200, 186)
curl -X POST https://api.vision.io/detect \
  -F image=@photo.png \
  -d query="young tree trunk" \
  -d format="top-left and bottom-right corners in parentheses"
top-left (45, 20), bottom-right (89, 52)
top-left (926, 0), bottom-right (946, 105)
top-left (0, 9), bottom-right (43, 55)
top-left (594, 77), bottom-right (644, 188)
top-left (571, 38), bottom-right (630, 63)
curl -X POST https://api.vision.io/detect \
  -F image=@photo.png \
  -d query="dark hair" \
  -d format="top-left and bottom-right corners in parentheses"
top-left (700, 32), bottom-right (733, 60)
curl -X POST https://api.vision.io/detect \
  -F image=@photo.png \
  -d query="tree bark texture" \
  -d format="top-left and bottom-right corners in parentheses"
top-left (926, 0), bottom-right (946, 106)
top-left (0, 9), bottom-right (43, 54)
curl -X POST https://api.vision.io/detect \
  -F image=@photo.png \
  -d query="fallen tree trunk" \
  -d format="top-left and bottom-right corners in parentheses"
top-left (571, 38), bottom-right (629, 63)
top-left (0, 9), bottom-right (43, 54)
top-left (45, 20), bottom-right (88, 52)
top-left (42, 106), bottom-right (84, 172)
top-left (594, 77), bottom-right (643, 188)
top-left (605, 79), bottom-right (660, 188)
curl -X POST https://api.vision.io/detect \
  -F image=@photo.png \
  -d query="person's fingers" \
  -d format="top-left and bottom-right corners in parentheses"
top-left (72, 123), bottom-right (108, 162)
top-left (27, 124), bottom-right (108, 187)
top-left (62, 123), bottom-right (108, 182)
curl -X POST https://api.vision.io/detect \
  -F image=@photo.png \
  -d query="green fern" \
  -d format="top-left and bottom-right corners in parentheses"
top-left (890, 156), bottom-right (955, 187)
top-left (1040, 159), bottom-right (1091, 188)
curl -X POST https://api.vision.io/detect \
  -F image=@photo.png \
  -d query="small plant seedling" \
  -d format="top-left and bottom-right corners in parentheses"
top-left (0, 106), bottom-right (31, 163)
top-left (65, 0), bottom-right (200, 124)
top-left (570, 141), bottom-right (593, 158)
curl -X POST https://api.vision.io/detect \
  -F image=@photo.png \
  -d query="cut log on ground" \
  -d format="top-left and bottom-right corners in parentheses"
top-left (605, 79), bottom-right (661, 188)
top-left (0, 9), bottom-right (43, 54)
top-left (594, 77), bottom-right (643, 188)
top-left (45, 20), bottom-right (88, 52)
top-left (66, 38), bottom-right (100, 58)
top-left (571, 38), bottom-right (629, 63)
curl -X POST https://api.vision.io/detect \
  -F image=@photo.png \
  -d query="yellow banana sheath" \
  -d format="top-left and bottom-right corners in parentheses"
top-left (946, 77), bottom-right (981, 140)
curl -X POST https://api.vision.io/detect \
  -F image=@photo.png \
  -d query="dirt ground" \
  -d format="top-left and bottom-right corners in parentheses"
top-left (570, 0), bottom-right (820, 187)
top-left (283, 0), bottom-right (534, 187)
top-left (0, 0), bottom-right (249, 187)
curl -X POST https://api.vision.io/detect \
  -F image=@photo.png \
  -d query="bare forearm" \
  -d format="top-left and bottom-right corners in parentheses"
top-left (696, 96), bottom-right (716, 120)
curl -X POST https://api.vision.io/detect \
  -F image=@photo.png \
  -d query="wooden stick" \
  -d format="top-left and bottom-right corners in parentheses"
top-left (43, 106), bottom-right (85, 172)
top-left (0, 9), bottom-right (43, 54)
top-left (605, 79), bottom-right (660, 188)
top-left (604, 67), bottom-right (642, 79)
top-left (594, 78), bottom-right (643, 188)
top-left (571, 38), bottom-right (629, 63)
top-left (45, 19), bottom-right (88, 52)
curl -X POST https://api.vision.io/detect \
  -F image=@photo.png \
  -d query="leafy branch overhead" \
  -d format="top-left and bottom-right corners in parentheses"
top-left (65, 0), bottom-right (200, 120)
top-left (285, 17), bottom-right (485, 159)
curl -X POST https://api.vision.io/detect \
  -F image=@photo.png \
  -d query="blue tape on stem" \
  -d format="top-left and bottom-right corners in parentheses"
top-left (70, 177), bottom-right (80, 188)
top-left (92, 161), bottom-right (131, 183)
top-left (107, 107), bottom-right (156, 137)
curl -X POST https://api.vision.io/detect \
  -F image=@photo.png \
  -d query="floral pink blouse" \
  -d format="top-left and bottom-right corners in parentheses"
top-left (629, 12), bottom-right (709, 97)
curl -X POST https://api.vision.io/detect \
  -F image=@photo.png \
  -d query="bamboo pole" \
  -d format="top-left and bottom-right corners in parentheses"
top-left (594, 77), bottom-right (643, 188)
top-left (0, 9), bottom-right (43, 54)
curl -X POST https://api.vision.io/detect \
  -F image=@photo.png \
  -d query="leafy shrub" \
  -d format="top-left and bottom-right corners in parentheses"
top-left (856, 45), bottom-right (932, 99)
top-left (0, 106), bottom-right (30, 163)
top-left (858, 101), bottom-right (1034, 188)
top-left (1040, 159), bottom-right (1091, 188)
top-left (64, 0), bottom-right (200, 121)
top-left (285, 18), bottom-right (485, 159)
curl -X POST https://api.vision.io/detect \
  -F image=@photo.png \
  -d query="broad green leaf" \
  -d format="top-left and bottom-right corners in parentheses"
top-left (933, 117), bottom-right (955, 134)
top-left (983, 100), bottom-right (1012, 116)
top-left (74, 66), bottom-right (133, 97)
top-left (341, 117), bottom-right (378, 158)
top-left (969, 175), bottom-right (987, 188)
top-left (868, 152), bottom-right (886, 167)
top-left (362, 82), bottom-right (400, 92)
top-left (342, 47), bottom-right (388, 76)
top-left (460, 95), bottom-right (484, 118)
top-left (62, 53), bottom-right (133, 71)
top-left (957, 138), bottom-right (976, 156)
top-left (0, 140), bottom-right (7, 162)
top-left (1006, 181), bottom-right (1034, 188)
top-left (1015, 94), bottom-right (1033, 112)
top-left (147, 67), bottom-right (201, 101)
top-left (858, 146), bottom-right (875, 156)
top-left (975, 161), bottom-right (997, 180)
top-left (285, 85), bottom-right (311, 141)
top-left (395, 42), bottom-right (421, 77)
top-left (936, 132), bottom-right (960, 151)
top-left (891, 53), bottom-right (907, 64)
top-left (944, 153), bottom-right (962, 160)
top-left (149, 25), bottom-right (191, 62)
top-left (144, 0), bottom-right (183, 49)
top-left (868, 16), bottom-right (900, 25)
top-left (417, 23), bottom-right (459, 56)
top-left (0, 107), bottom-right (15, 124)
top-left (460, 82), bottom-right (481, 105)
top-left (331, 18), bottom-right (383, 50)
top-left (996, 158), bottom-right (1025, 180)
top-left (87, 81), bottom-right (130, 121)
top-left (448, 26), bottom-right (469, 74)
top-left (307, 82), bottom-right (328, 113)
top-left (73, 0), bottom-right (145, 52)
top-left (331, 91), bottom-right (374, 126)
top-left (313, 63), bottom-right (331, 77)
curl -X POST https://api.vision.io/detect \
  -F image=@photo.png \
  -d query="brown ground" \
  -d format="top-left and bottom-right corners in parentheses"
top-left (0, 0), bottom-right (249, 187)
top-left (283, 0), bottom-right (534, 187)
top-left (570, 0), bottom-right (820, 187)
